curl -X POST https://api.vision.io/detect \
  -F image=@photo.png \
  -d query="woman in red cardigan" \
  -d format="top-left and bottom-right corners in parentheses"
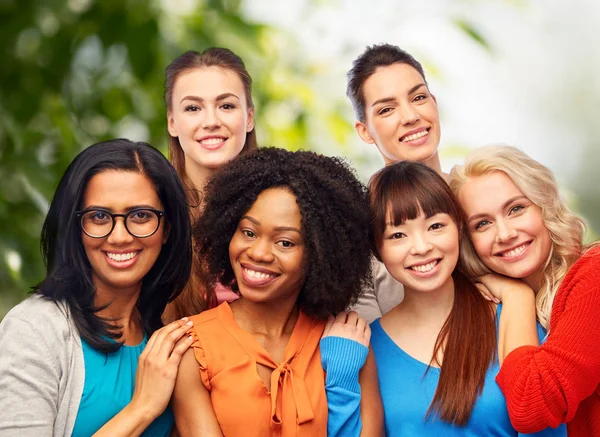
top-left (450, 144), bottom-right (600, 436)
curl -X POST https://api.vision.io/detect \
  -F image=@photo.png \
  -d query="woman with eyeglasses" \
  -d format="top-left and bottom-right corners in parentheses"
top-left (0, 139), bottom-right (193, 437)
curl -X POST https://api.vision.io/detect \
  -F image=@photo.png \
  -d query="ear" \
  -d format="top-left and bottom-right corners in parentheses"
top-left (167, 111), bottom-right (178, 138)
top-left (246, 107), bottom-right (255, 132)
top-left (355, 120), bottom-right (375, 145)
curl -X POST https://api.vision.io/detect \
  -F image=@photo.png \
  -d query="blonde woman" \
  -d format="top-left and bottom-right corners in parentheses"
top-left (450, 145), bottom-right (599, 436)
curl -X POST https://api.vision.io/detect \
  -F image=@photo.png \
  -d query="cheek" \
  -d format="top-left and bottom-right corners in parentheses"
top-left (470, 233), bottom-right (492, 258)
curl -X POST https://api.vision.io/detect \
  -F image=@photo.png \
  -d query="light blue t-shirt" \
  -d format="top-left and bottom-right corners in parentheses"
top-left (72, 336), bottom-right (174, 437)
top-left (370, 305), bottom-right (566, 437)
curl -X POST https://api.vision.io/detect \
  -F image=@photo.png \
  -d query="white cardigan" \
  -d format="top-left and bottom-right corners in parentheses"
top-left (0, 294), bottom-right (84, 437)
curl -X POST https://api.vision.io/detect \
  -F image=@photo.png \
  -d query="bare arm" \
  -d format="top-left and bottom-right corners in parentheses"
top-left (92, 319), bottom-right (195, 437)
top-left (358, 348), bottom-right (384, 437)
top-left (172, 349), bottom-right (223, 437)
top-left (475, 274), bottom-right (538, 363)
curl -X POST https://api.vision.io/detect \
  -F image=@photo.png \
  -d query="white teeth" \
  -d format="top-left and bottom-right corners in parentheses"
top-left (107, 252), bottom-right (137, 262)
top-left (500, 243), bottom-right (528, 258)
top-left (199, 137), bottom-right (225, 145)
top-left (244, 268), bottom-right (276, 279)
top-left (401, 130), bottom-right (428, 142)
top-left (410, 260), bottom-right (438, 273)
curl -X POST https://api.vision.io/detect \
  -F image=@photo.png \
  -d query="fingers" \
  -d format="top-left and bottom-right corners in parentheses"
top-left (168, 333), bottom-right (195, 365)
top-left (323, 315), bottom-right (334, 337)
top-left (144, 317), bottom-right (194, 360)
top-left (475, 283), bottom-right (500, 304)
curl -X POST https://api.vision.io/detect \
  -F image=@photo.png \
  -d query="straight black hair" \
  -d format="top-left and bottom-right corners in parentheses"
top-left (34, 138), bottom-right (192, 353)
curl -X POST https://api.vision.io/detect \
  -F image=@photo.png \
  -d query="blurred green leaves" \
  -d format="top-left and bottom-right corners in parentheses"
top-left (0, 0), bottom-right (334, 317)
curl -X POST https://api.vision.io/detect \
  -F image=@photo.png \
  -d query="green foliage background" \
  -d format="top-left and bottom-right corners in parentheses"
top-left (0, 0), bottom-right (334, 316)
top-left (2, 1), bottom-right (597, 317)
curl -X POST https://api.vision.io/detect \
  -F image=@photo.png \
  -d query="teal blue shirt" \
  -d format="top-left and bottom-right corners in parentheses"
top-left (72, 336), bottom-right (174, 437)
top-left (370, 304), bottom-right (566, 437)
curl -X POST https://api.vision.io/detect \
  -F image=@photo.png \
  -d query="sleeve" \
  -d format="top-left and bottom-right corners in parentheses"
top-left (496, 250), bottom-right (600, 432)
top-left (0, 315), bottom-right (61, 436)
top-left (189, 325), bottom-right (212, 391)
top-left (320, 336), bottom-right (368, 437)
top-left (351, 258), bottom-right (403, 323)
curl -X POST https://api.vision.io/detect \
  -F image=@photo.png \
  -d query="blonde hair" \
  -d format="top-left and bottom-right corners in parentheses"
top-left (449, 145), bottom-right (585, 329)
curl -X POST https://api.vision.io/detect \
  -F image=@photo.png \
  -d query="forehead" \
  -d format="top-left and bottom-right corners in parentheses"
top-left (83, 170), bottom-right (161, 209)
top-left (172, 66), bottom-right (246, 100)
top-left (362, 63), bottom-right (425, 105)
top-left (459, 171), bottom-right (523, 214)
top-left (244, 187), bottom-right (301, 228)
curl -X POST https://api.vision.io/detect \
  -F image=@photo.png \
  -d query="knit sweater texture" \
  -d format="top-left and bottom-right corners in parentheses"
top-left (496, 246), bottom-right (600, 436)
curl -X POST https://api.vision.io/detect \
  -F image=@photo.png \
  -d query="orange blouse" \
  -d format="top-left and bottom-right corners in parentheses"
top-left (188, 302), bottom-right (328, 437)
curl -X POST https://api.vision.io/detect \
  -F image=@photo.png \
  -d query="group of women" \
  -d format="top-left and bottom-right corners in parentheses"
top-left (0, 42), bottom-right (597, 437)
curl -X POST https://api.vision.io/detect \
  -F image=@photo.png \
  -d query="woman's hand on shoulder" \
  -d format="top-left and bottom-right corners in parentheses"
top-left (475, 273), bottom-right (534, 304)
top-left (322, 311), bottom-right (370, 347)
top-left (129, 317), bottom-right (195, 420)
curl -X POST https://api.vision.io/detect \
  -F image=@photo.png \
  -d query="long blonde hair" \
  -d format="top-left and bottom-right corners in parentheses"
top-left (449, 145), bottom-right (585, 329)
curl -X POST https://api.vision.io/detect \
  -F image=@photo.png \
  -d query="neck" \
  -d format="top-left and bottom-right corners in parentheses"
top-left (422, 151), bottom-right (445, 179)
top-left (231, 297), bottom-right (300, 338)
top-left (525, 268), bottom-right (545, 294)
top-left (184, 159), bottom-right (217, 194)
top-left (397, 277), bottom-right (455, 325)
top-left (93, 279), bottom-right (143, 343)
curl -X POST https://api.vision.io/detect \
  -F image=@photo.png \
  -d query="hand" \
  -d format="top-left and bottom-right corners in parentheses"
top-left (129, 317), bottom-right (195, 420)
top-left (474, 273), bottom-right (534, 304)
top-left (322, 311), bottom-right (370, 347)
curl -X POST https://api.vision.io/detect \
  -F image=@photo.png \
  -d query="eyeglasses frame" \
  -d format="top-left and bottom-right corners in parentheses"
top-left (75, 207), bottom-right (165, 239)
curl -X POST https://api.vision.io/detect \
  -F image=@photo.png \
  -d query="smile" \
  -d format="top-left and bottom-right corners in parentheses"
top-left (408, 259), bottom-right (439, 273)
top-left (105, 251), bottom-right (139, 262)
top-left (243, 267), bottom-right (278, 279)
top-left (495, 242), bottom-right (531, 259)
top-left (400, 128), bottom-right (429, 143)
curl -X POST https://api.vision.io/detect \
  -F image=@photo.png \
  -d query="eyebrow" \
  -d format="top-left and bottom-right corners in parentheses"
top-left (240, 216), bottom-right (301, 234)
top-left (467, 195), bottom-right (529, 223)
top-left (371, 83), bottom-right (427, 107)
top-left (83, 205), bottom-right (159, 212)
top-left (180, 93), bottom-right (240, 104)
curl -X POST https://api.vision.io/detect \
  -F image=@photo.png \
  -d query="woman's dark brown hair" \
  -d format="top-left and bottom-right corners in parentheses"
top-left (369, 161), bottom-right (496, 426)
top-left (162, 48), bottom-right (257, 322)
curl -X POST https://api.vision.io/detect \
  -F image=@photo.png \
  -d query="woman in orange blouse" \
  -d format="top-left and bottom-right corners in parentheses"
top-left (172, 148), bottom-right (383, 436)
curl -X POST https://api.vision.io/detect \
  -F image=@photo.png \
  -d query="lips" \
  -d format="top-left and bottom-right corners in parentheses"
top-left (103, 250), bottom-right (141, 268)
top-left (400, 128), bottom-right (429, 143)
top-left (197, 136), bottom-right (228, 150)
top-left (405, 258), bottom-right (441, 277)
top-left (239, 263), bottom-right (280, 287)
top-left (494, 241), bottom-right (532, 260)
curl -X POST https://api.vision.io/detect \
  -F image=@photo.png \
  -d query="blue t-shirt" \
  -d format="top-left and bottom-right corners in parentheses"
top-left (370, 305), bottom-right (566, 437)
top-left (72, 336), bottom-right (174, 437)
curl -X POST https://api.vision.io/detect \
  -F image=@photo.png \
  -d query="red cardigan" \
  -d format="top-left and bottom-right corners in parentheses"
top-left (496, 246), bottom-right (600, 436)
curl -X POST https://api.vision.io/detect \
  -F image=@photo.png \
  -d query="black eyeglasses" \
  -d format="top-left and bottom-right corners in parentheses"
top-left (75, 208), bottom-right (165, 239)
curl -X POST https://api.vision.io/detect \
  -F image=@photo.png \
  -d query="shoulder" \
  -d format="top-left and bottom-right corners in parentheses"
top-left (1, 295), bottom-right (77, 348)
top-left (563, 245), bottom-right (600, 286)
top-left (187, 304), bottom-right (228, 340)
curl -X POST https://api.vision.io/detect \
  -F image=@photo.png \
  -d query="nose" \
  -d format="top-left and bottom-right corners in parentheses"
top-left (201, 107), bottom-right (221, 129)
top-left (399, 102), bottom-right (420, 125)
top-left (409, 232), bottom-right (433, 256)
top-left (246, 238), bottom-right (275, 263)
top-left (107, 217), bottom-right (135, 244)
top-left (495, 219), bottom-right (518, 243)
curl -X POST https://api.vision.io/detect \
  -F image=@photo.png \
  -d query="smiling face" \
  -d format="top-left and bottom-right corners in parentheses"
top-left (167, 66), bottom-right (255, 175)
top-left (228, 187), bottom-right (306, 305)
top-left (81, 170), bottom-right (167, 296)
top-left (379, 210), bottom-right (459, 295)
top-left (355, 63), bottom-right (441, 167)
top-left (458, 171), bottom-right (552, 289)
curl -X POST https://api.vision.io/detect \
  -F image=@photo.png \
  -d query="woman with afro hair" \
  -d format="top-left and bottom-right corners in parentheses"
top-left (171, 147), bottom-right (383, 436)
